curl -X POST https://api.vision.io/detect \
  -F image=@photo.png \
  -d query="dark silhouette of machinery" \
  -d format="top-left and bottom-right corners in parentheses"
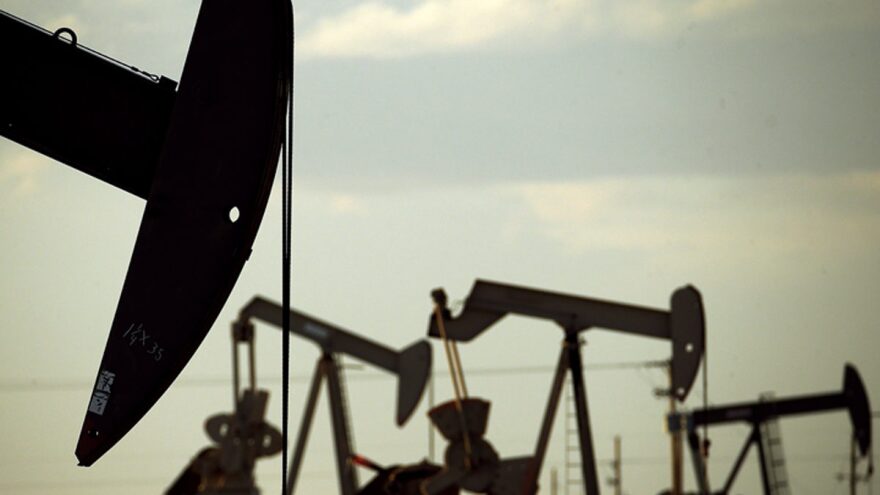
top-left (667, 364), bottom-right (872, 495)
top-left (426, 279), bottom-right (706, 495)
top-left (231, 297), bottom-right (433, 495)
top-left (420, 397), bottom-right (534, 495)
top-left (353, 455), bottom-right (456, 495)
top-left (0, 2), bottom-right (291, 465)
top-left (166, 390), bottom-right (283, 495)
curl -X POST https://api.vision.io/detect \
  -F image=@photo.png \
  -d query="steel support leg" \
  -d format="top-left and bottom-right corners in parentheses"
top-left (720, 427), bottom-right (758, 495)
top-left (325, 355), bottom-right (358, 495)
top-left (565, 331), bottom-right (600, 495)
top-left (687, 432), bottom-right (711, 495)
top-left (287, 358), bottom-right (325, 494)
top-left (754, 426), bottom-right (772, 495)
top-left (527, 342), bottom-right (570, 493)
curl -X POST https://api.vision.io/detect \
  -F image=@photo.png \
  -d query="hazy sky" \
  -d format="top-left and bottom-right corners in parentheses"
top-left (1, 1), bottom-right (878, 494)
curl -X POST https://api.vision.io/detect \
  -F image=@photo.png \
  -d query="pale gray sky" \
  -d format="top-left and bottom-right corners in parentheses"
top-left (1, 1), bottom-right (879, 494)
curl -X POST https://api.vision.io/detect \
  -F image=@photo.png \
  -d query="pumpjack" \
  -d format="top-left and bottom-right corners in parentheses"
top-left (0, 2), bottom-right (291, 465)
top-left (427, 279), bottom-right (706, 495)
top-left (229, 297), bottom-right (433, 495)
top-left (668, 364), bottom-right (872, 495)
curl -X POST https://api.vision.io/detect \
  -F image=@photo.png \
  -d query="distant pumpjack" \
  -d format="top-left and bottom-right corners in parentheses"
top-left (668, 364), bottom-right (872, 495)
top-left (233, 297), bottom-right (433, 495)
top-left (0, 1), bottom-right (291, 466)
top-left (166, 391), bottom-right (283, 495)
top-left (428, 279), bottom-right (706, 495)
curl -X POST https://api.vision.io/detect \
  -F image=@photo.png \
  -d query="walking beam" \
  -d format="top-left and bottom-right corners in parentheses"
top-left (235, 296), bottom-right (432, 426)
top-left (428, 279), bottom-right (704, 400)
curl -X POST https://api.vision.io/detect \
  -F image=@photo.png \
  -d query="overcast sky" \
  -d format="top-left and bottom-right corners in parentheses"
top-left (1, 1), bottom-right (879, 494)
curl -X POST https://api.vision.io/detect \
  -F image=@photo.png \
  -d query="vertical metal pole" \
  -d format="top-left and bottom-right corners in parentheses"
top-left (754, 425), bottom-right (772, 495)
top-left (231, 326), bottom-right (241, 409)
top-left (613, 435), bottom-right (622, 495)
top-left (287, 359), bottom-right (325, 495)
top-left (325, 355), bottom-right (358, 495)
top-left (565, 330), bottom-right (601, 495)
top-left (851, 433), bottom-right (857, 495)
top-left (247, 331), bottom-right (257, 391)
top-left (428, 370), bottom-right (435, 462)
top-left (687, 431), bottom-right (711, 495)
top-left (669, 365), bottom-right (683, 495)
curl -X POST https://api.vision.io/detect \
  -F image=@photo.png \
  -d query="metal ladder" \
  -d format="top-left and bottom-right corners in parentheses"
top-left (564, 376), bottom-right (584, 495)
top-left (759, 393), bottom-right (790, 495)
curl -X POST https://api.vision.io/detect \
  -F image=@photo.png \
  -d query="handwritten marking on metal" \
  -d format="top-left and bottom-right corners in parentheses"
top-left (122, 323), bottom-right (164, 361)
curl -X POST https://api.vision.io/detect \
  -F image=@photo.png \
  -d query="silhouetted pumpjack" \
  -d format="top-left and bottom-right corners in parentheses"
top-left (0, 1), bottom-right (291, 466)
top-left (166, 390), bottom-right (283, 495)
top-left (166, 297), bottom-right (291, 495)
top-left (233, 297), bottom-right (433, 495)
top-left (428, 279), bottom-right (706, 495)
top-left (667, 364), bottom-right (872, 495)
